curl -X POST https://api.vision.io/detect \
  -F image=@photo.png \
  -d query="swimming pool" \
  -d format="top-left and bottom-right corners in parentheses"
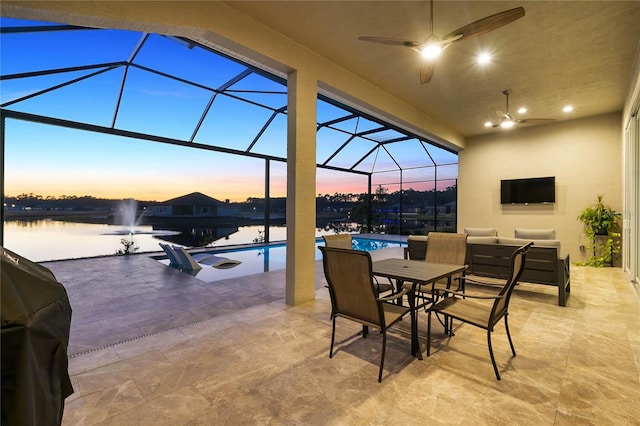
top-left (158, 236), bottom-right (407, 283)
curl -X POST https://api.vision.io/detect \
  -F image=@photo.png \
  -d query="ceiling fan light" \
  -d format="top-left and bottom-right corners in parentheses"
top-left (484, 121), bottom-right (493, 127)
top-left (501, 120), bottom-right (515, 128)
top-left (477, 53), bottom-right (491, 64)
top-left (420, 44), bottom-right (441, 59)
top-left (563, 105), bottom-right (574, 112)
top-left (517, 107), bottom-right (527, 114)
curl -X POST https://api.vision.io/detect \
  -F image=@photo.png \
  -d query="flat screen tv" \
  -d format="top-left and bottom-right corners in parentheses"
top-left (500, 176), bottom-right (555, 204)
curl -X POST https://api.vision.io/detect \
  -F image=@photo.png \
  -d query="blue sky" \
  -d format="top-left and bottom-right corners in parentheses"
top-left (1, 17), bottom-right (457, 202)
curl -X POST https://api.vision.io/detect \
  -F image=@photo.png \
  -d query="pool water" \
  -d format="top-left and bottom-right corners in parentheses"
top-left (158, 237), bottom-right (406, 283)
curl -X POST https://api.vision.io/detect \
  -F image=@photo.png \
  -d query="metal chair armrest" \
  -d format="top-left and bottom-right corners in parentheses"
top-left (458, 276), bottom-right (503, 287)
top-left (445, 289), bottom-right (504, 300)
top-left (378, 287), bottom-right (410, 302)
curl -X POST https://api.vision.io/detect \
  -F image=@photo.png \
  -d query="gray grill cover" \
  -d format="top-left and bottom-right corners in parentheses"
top-left (1, 247), bottom-right (73, 426)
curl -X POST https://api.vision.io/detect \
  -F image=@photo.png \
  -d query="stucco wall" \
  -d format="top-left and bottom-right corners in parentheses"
top-left (458, 112), bottom-right (622, 263)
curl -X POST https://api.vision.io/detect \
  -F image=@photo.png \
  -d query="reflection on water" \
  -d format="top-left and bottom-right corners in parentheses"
top-left (152, 225), bottom-right (242, 247)
top-left (3, 220), bottom-right (172, 261)
top-left (3, 220), bottom-right (354, 262)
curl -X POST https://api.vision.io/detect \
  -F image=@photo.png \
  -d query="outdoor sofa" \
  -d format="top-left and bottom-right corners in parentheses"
top-left (463, 228), bottom-right (571, 306)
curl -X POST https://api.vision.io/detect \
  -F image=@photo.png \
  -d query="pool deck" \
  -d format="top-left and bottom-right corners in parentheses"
top-left (44, 238), bottom-right (406, 356)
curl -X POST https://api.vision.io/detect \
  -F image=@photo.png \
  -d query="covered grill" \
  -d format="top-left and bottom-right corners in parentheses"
top-left (1, 247), bottom-right (73, 425)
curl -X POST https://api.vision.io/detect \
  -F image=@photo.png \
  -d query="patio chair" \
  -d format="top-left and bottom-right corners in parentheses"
top-left (322, 234), bottom-right (353, 249)
top-left (403, 232), bottom-right (468, 334)
top-left (323, 234), bottom-right (394, 295)
top-left (404, 235), bottom-right (428, 260)
top-left (427, 242), bottom-right (532, 380)
top-left (424, 232), bottom-right (469, 294)
top-left (319, 246), bottom-right (411, 382)
top-left (403, 232), bottom-right (469, 309)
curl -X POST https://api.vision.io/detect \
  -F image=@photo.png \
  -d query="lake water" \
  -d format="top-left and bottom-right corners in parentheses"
top-left (2, 220), bottom-right (337, 262)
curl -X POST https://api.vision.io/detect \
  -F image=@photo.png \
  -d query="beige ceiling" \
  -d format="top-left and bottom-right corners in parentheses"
top-left (224, 1), bottom-right (640, 138)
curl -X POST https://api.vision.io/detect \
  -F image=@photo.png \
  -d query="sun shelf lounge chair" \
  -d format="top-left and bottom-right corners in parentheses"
top-left (197, 254), bottom-right (242, 269)
top-left (171, 246), bottom-right (203, 272)
top-left (172, 246), bottom-right (241, 271)
top-left (159, 243), bottom-right (182, 269)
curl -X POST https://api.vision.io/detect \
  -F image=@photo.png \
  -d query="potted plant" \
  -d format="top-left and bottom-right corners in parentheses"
top-left (577, 195), bottom-right (621, 266)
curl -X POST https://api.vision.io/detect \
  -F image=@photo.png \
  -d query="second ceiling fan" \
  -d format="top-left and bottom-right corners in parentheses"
top-left (358, 1), bottom-right (525, 84)
top-left (491, 90), bottom-right (556, 129)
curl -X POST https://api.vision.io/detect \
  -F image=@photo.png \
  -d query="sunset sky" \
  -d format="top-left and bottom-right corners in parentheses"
top-left (1, 17), bottom-right (456, 203)
top-left (3, 118), bottom-right (372, 202)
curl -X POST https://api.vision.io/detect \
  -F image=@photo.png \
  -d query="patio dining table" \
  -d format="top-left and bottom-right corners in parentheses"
top-left (372, 258), bottom-right (467, 357)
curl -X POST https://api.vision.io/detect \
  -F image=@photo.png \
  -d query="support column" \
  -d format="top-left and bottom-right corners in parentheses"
top-left (264, 158), bottom-right (270, 243)
top-left (0, 111), bottom-right (5, 246)
top-left (286, 70), bottom-right (317, 305)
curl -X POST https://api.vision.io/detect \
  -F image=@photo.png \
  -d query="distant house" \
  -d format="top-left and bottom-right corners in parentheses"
top-left (439, 201), bottom-right (457, 214)
top-left (150, 192), bottom-right (240, 218)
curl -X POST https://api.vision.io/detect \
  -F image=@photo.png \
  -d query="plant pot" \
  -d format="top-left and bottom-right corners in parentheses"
top-left (593, 226), bottom-right (609, 236)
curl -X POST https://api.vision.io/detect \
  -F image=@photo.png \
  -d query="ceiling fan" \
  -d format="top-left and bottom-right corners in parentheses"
top-left (491, 90), bottom-right (556, 129)
top-left (358, 1), bottom-right (525, 84)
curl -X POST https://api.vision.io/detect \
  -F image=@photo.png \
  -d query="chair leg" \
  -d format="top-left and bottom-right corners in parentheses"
top-left (363, 325), bottom-right (369, 338)
top-left (330, 317), bottom-right (336, 358)
top-left (379, 330), bottom-right (387, 383)
top-left (386, 277), bottom-right (395, 295)
top-left (427, 310), bottom-right (432, 356)
top-left (487, 330), bottom-right (501, 380)
top-left (395, 279), bottom-right (403, 305)
top-left (433, 311), bottom-right (451, 335)
top-left (443, 313), bottom-right (450, 335)
top-left (504, 314), bottom-right (517, 357)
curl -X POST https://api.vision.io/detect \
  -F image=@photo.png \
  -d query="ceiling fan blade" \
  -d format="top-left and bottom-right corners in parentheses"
top-left (443, 7), bottom-right (525, 41)
top-left (440, 34), bottom-right (464, 45)
top-left (358, 36), bottom-right (420, 48)
top-left (420, 62), bottom-right (436, 84)
top-left (515, 118), bottom-right (557, 125)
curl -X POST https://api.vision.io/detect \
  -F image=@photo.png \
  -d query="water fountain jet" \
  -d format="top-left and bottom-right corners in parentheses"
top-left (103, 200), bottom-right (180, 237)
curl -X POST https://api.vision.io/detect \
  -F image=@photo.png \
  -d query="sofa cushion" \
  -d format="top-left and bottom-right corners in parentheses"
top-left (497, 237), bottom-right (526, 246)
top-left (464, 227), bottom-right (498, 237)
top-left (467, 236), bottom-right (499, 244)
top-left (514, 228), bottom-right (556, 240)
top-left (498, 237), bottom-right (561, 252)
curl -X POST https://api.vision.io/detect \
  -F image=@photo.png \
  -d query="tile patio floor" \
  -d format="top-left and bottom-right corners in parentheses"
top-left (41, 247), bottom-right (640, 425)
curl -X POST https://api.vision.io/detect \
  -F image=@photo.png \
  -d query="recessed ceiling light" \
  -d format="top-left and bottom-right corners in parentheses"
top-left (517, 107), bottom-right (527, 114)
top-left (563, 105), bottom-right (574, 113)
top-left (484, 121), bottom-right (493, 127)
top-left (477, 53), bottom-right (491, 65)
